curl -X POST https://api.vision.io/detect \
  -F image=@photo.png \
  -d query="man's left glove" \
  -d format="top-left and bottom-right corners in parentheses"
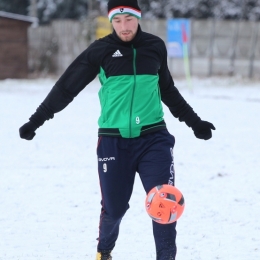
top-left (191, 120), bottom-right (216, 140)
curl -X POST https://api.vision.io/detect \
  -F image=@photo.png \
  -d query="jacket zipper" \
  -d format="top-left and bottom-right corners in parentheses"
top-left (129, 45), bottom-right (137, 137)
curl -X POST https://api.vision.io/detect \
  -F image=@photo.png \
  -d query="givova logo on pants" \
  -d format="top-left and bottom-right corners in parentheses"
top-left (98, 157), bottom-right (115, 162)
top-left (168, 148), bottom-right (175, 185)
top-left (98, 157), bottom-right (116, 173)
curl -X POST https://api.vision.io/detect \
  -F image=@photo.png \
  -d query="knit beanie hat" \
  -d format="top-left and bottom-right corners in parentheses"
top-left (107, 0), bottom-right (141, 22)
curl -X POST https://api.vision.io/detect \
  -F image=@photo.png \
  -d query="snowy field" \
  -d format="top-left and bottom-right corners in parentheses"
top-left (0, 76), bottom-right (260, 260)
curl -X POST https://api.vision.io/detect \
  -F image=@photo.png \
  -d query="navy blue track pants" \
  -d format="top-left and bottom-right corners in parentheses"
top-left (96, 130), bottom-right (177, 260)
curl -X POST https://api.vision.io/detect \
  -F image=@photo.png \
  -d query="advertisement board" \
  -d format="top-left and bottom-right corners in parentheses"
top-left (167, 19), bottom-right (190, 58)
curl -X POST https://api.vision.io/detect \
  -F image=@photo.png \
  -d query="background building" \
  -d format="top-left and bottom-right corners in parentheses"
top-left (0, 11), bottom-right (37, 79)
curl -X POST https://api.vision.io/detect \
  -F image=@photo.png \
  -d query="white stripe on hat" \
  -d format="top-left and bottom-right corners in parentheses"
top-left (108, 6), bottom-right (141, 22)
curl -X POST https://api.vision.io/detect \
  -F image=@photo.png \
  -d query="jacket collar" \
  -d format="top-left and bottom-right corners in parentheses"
top-left (111, 24), bottom-right (143, 47)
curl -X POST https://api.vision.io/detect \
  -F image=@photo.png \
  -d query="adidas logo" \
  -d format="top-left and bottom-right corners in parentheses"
top-left (112, 50), bottom-right (123, 57)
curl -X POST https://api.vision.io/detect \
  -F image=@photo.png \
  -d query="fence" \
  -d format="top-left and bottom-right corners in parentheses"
top-left (28, 19), bottom-right (94, 76)
top-left (28, 18), bottom-right (260, 79)
top-left (190, 19), bottom-right (260, 78)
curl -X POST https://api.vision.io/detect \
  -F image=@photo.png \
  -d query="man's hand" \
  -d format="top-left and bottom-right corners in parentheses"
top-left (19, 121), bottom-right (38, 140)
top-left (191, 120), bottom-right (216, 140)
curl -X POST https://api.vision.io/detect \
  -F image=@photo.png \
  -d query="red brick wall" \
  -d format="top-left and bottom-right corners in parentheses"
top-left (0, 17), bottom-right (30, 79)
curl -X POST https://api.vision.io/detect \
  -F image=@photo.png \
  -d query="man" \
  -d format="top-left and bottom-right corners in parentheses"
top-left (19, 0), bottom-right (215, 259)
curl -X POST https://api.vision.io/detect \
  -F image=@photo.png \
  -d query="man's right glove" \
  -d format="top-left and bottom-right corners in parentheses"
top-left (19, 121), bottom-right (38, 140)
top-left (19, 104), bottom-right (51, 140)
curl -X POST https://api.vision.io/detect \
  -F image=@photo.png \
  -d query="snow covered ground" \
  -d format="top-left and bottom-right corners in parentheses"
top-left (0, 76), bottom-right (260, 260)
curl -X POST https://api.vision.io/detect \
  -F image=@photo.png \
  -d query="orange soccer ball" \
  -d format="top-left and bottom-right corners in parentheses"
top-left (145, 184), bottom-right (185, 224)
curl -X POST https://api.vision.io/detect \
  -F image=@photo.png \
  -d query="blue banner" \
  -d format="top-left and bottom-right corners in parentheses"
top-left (167, 19), bottom-right (190, 58)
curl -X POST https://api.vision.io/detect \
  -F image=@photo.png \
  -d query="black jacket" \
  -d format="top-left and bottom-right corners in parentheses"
top-left (30, 25), bottom-right (200, 137)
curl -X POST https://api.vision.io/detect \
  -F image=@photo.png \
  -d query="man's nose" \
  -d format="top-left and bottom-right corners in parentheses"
top-left (121, 20), bottom-right (128, 30)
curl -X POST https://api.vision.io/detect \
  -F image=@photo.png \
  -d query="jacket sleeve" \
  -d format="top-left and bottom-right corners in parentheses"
top-left (29, 41), bottom-right (105, 127)
top-left (158, 42), bottom-right (200, 127)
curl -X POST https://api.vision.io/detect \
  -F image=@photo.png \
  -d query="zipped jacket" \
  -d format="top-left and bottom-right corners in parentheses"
top-left (31, 25), bottom-right (200, 138)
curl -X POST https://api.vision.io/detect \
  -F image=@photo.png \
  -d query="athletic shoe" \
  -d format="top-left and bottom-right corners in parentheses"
top-left (96, 251), bottom-right (112, 260)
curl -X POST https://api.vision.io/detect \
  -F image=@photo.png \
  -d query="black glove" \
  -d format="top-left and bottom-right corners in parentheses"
top-left (19, 103), bottom-right (52, 140)
top-left (19, 121), bottom-right (38, 140)
top-left (191, 120), bottom-right (216, 140)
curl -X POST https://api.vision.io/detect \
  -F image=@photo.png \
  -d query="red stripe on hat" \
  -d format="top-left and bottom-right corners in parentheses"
top-left (108, 6), bottom-right (141, 15)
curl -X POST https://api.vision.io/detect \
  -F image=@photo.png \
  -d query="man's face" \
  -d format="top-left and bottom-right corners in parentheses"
top-left (111, 14), bottom-right (139, 42)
